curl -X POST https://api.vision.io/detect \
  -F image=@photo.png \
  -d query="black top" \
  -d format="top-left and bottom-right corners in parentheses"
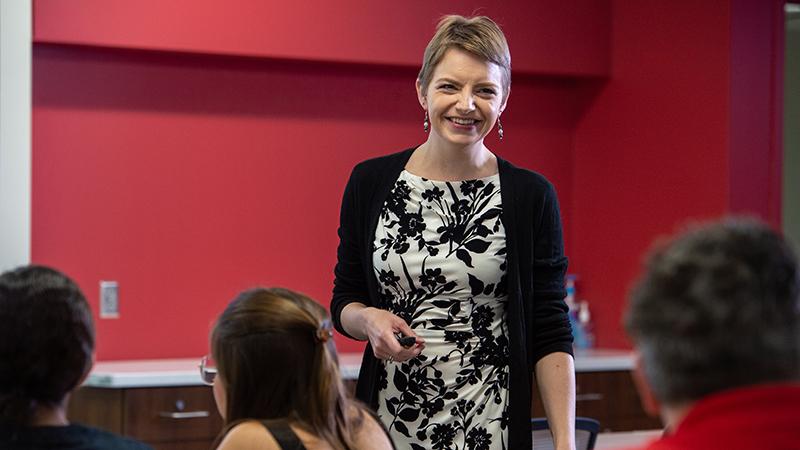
top-left (0, 423), bottom-right (152, 450)
top-left (251, 411), bottom-right (396, 450)
top-left (331, 148), bottom-right (573, 450)
top-left (260, 420), bottom-right (307, 450)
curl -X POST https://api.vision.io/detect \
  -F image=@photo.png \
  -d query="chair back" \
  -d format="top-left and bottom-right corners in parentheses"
top-left (531, 417), bottom-right (600, 450)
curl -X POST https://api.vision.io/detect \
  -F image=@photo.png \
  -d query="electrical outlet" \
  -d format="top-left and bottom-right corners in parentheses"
top-left (99, 281), bottom-right (119, 319)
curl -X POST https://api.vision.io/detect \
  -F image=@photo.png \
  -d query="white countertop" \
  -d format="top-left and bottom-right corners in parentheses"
top-left (573, 348), bottom-right (635, 372)
top-left (84, 359), bottom-right (206, 388)
top-left (85, 348), bottom-right (634, 388)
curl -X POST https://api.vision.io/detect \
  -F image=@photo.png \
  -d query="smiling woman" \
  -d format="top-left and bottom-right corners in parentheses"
top-left (417, 47), bottom-right (507, 150)
top-left (331, 15), bottom-right (576, 450)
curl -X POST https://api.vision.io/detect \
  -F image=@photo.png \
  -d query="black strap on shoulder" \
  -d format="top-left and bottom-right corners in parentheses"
top-left (259, 420), bottom-right (308, 450)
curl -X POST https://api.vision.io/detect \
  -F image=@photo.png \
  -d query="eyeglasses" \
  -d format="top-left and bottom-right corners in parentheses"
top-left (198, 355), bottom-right (217, 386)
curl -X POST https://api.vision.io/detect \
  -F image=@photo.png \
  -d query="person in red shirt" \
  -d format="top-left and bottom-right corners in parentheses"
top-left (622, 218), bottom-right (800, 450)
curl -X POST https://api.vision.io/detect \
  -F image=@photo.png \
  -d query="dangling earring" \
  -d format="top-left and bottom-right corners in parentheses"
top-left (423, 111), bottom-right (430, 133)
top-left (497, 115), bottom-right (504, 140)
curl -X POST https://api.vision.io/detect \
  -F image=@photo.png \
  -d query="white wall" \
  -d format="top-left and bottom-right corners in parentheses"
top-left (0, 0), bottom-right (32, 271)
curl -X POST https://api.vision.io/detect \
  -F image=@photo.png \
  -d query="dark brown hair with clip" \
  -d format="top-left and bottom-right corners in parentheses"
top-left (211, 287), bottom-right (360, 450)
top-left (316, 319), bottom-right (334, 343)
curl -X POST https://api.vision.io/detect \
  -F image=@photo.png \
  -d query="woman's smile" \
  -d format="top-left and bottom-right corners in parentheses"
top-left (418, 47), bottom-right (506, 149)
top-left (446, 116), bottom-right (482, 129)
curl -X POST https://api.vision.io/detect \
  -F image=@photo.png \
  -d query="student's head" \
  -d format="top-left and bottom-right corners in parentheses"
top-left (0, 265), bottom-right (95, 426)
top-left (210, 287), bottom-right (349, 438)
top-left (417, 15), bottom-right (511, 101)
top-left (625, 218), bottom-right (800, 410)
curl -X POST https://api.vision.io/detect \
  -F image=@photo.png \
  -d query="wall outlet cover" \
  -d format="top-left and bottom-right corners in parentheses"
top-left (99, 281), bottom-right (119, 319)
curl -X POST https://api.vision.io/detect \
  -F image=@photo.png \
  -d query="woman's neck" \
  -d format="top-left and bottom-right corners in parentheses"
top-left (408, 139), bottom-right (497, 181)
top-left (31, 394), bottom-right (69, 427)
top-left (31, 401), bottom-right (69, 427)
top-left (660, 402), bottom-right (692, 433)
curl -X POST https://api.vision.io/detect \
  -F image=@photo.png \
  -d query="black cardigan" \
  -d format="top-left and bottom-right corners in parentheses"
top-left (331, 148), bottom-right (573, 449)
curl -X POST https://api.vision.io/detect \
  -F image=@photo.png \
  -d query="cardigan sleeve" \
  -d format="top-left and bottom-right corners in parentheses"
top-left (331, 165), bottom-right (373, 339)
top-left (529, 182), bottom-right (573, 363)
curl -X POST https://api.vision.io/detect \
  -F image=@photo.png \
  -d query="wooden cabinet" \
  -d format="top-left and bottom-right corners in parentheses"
top-left (68, 385), bottom-right (223, 450)
top-left (532, 370), bottom-right (663, 432)
top-left (68, 353), bottom-right (655, 447)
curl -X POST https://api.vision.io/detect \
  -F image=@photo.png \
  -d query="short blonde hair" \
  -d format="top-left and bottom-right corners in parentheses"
top-left (418, 15), bottom-right (511, 99)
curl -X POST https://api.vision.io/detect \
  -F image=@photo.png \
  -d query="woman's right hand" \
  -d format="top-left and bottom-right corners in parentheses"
top-left (361, 307), bottom-right (425, 363)
top-left (341, 303), bottom-right (425, 363)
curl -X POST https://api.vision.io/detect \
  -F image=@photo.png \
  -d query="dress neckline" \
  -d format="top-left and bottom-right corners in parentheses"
top-left (400, 169), bottom-right (500, 184)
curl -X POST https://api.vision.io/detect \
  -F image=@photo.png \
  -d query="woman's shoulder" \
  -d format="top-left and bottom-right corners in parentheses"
top-left (349, 148), bottom-right (416, 180)
top-left (497, 156), bottom-right (555, 193)
top-left (215, 420), bottom-right (281, 450)
top-left (347, 404), bottom-right (395, 450)
top-left (214, 411), bottom-right (393, 450)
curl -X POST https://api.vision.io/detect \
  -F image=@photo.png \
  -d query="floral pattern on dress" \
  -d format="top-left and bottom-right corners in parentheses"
top-left (373, 170), bottom-right (510, 450)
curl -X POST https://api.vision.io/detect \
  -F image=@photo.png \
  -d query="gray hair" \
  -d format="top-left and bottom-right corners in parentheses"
top-left (625, 218), bottom-right (800, 405)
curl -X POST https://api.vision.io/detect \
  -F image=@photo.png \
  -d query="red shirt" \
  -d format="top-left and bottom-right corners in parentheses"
top-left (630, 383), bottom-right (800, 450)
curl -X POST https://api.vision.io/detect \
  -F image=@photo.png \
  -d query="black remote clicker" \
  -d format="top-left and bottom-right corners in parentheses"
top-left (396, 334), bottom-right (416, 348)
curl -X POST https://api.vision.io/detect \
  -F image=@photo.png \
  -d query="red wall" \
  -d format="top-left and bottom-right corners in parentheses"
top-left (32, 1), bottom-right (607, 359)
top-left (571, 0), bottom-right (784, 349)
top-left (33, 0), bottom-right (610, 76)
top-left (31, 0), bottom-right (783, 358)
top-left (729, 0), bottom-right (784, 224)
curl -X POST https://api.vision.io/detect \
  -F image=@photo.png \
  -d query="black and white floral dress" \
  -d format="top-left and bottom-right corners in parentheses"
top-left (373, 170), bottom-right (510, 450)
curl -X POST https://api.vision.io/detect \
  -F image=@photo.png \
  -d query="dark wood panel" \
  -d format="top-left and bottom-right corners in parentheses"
top-left (68, 387), bottom-right (124, 434)
top-left (149, 439), bottom-right (216, 450)
top-left (532, 370), bottom-right (662, 432)
top-left (574, 371), bottom-right (614, 421)
top-left (124, 386), bottom-right (223, 442)
top-left (613, 415), bottom-right (666, 433)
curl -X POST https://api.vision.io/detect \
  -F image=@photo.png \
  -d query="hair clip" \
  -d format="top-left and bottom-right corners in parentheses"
top-left (315, 320), bottom-right (333, 343)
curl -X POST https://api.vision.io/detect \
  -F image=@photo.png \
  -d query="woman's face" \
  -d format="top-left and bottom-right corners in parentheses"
top-left (417, 47), bottom-right (507, 149)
